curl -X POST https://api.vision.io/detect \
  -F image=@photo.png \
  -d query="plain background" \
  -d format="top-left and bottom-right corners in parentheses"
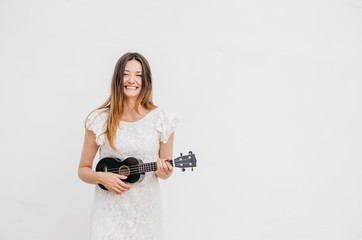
top-left (1, 0), bottom-right (362, 239)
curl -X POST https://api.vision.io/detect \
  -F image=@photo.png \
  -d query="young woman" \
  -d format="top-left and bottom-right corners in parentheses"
top-left (78, 52), bottom-right (178, 240)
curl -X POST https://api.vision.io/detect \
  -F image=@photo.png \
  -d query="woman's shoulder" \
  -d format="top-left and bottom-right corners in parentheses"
top-left (88, 108), bottom-right (110, 119)
top-left (93, 107), bottom-right (110, 115)
top-left (151, 107), bottom-right (179, 124)
top-left (152, 107), bottom-right (177, 118)
top-left (85, 108), bottom-right (109, 128)
top-left (84, 108), bottom-right (109, 146)
top-left (153, 107), bottom-right (179, 143)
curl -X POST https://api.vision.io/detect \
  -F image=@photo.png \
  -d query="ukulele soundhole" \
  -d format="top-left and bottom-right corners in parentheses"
top-left (118, 165), bottom-right (130, 176)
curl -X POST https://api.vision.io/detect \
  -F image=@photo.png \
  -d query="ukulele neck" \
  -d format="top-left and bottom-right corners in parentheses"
top-left (140, 160), bottom-right (174, 173)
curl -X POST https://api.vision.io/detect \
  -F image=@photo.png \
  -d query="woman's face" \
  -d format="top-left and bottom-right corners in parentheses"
top-left (123, 59), bottom-right (143, 99)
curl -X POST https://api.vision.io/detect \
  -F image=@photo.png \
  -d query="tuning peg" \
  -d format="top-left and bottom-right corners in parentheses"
top-left (180, 153), bottom-right (183, 156)
top-left (191, 167), bottom-right (193, 171)
top-left (188, 151), bottom-right (193, 154)
top-left (182, 168), bottom-right (185, 172)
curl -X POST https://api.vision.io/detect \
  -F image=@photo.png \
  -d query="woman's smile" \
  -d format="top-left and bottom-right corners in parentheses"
top-left (124, 86), bottom-right (139, 90)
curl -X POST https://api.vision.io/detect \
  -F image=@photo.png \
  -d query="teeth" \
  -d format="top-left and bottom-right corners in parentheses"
top-left (126, 86), bottom-right (137, 89)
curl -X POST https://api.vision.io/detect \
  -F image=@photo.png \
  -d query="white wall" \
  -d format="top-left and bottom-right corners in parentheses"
top-left (1, 0), bottom-right (361, 239)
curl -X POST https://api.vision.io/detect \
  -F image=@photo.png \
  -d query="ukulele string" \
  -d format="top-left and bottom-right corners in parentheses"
top-left (103, 163), bottom-right (174, 175)
top-left (103, 165), bottom-right (171, 175)
top-left (103, 164), bottom-right (155, 172)
top-left (100, 162), bottom-right (180, 175)
top-left (100, 165), bottom-right (157, 175)
top-left (105, 168), bottom-right (150, 175)
top-left (104, 161), bottom-right (173, 172)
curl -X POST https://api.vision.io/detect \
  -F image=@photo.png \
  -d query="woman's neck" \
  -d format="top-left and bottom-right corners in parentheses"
top-left (123, 99), bottom-right (137, 114)
top-left (122, 99), bottom-right (148, 122)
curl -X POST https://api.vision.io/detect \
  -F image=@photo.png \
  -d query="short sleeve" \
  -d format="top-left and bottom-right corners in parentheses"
top-left (156, 108), bottom-right (179, 144)
top-left (84, 109), bottom-right (108, 146)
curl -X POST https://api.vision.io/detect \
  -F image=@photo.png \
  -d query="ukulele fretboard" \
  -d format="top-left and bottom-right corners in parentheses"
top-left (139, 160), bottom-right (173, 173)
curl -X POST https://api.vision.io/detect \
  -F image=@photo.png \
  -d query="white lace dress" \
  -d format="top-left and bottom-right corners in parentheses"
top-left (85, 107), bottom-right (178, 240)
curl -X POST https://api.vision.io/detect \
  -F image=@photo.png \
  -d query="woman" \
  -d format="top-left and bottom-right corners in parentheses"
top-left (78, 52), bottom-right (178, 240)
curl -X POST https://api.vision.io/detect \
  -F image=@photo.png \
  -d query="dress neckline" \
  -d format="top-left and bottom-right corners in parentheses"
top-left (119, 108), bottom-right (157, 124)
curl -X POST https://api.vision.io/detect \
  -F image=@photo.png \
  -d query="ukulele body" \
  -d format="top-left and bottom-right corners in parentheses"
top-left (95, 157), bottom-right (145, 190)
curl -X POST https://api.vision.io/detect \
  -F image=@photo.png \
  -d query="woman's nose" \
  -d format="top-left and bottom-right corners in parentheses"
top-left (127, 75), bottom-right (135, 83)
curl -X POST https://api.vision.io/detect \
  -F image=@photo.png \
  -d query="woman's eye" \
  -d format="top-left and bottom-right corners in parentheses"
top-left (124, 73), bottom-right (128, 76)
top-left (137, 75), bottom-right (142, 77)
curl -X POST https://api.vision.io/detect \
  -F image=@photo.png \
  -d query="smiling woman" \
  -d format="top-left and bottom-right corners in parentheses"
top-left (78, 52), bottom-right (179, 240)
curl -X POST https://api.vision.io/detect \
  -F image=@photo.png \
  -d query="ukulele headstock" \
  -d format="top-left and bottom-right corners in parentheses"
top-left (174, 151), bottom-right (197, 172)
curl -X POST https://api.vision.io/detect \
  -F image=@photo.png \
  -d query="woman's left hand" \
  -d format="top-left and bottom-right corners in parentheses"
top-left (155, 157), bottom-right (173, 180)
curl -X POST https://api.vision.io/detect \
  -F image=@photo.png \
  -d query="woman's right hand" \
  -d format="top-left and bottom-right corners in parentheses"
top-left (97, 172), bottom-right (131, 194)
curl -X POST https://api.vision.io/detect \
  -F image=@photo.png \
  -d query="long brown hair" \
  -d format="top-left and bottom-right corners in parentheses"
top-left (85, 52), bottom-right (157, 152)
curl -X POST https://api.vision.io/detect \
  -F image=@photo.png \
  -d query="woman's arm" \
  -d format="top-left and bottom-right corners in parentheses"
top-left (78, 129), bottom-right (101, 184)
top-left (78, 129), bottom-right (130, 194)
top-left (155, 131), bottom-right (175, 180)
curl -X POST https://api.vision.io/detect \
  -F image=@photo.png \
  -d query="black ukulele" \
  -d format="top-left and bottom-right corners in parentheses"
top-left (95, 151), bottom-right (197, 191)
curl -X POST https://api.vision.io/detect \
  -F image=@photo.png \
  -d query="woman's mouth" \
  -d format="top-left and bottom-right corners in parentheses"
top-left (125, 86), bottom-right (138, 90)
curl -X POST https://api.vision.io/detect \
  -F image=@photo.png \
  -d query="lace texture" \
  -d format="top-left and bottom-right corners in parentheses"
top-left (84, 107), bottom-right (178, 240)
top-left (85, 110), bottom-right (108, 146)
top-left (156, 109), bottom-right (179, 144)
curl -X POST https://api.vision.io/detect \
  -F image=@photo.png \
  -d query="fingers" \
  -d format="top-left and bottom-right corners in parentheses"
top-left (116, 175), bottom-right (131, 190)
top-left (156, 158), bottom-right (166, 174)
top-left (161, 158), bottom-right (167, 169)
top-left (113, 173), bottom-right (130, 188)
top-left (159, 158), bottom-right (173, 171)
top-left (110, 180), bottom-right (130, 194)
top-left (107, 173), bottom-right (131, 194)
top-left (117, 174), bottom-right (128, 180)
top-left (162, 157), bottom-right (173, 172)
top-left (156, 158), bottom-right (173, 179)
top-left (111, 187), bottom-right (123, 194)
top-left (165, 161), bottom-right (173, 171)
top-left (110, 182), bottom-right (130, 195)
top-left (115, 183), bottom-right (128, 193)
top-left (118, 179), bottom-right (131, 190)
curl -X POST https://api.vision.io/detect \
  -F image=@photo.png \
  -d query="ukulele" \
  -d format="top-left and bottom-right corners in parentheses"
top-left (95, 151), bottom-right (197, 191)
